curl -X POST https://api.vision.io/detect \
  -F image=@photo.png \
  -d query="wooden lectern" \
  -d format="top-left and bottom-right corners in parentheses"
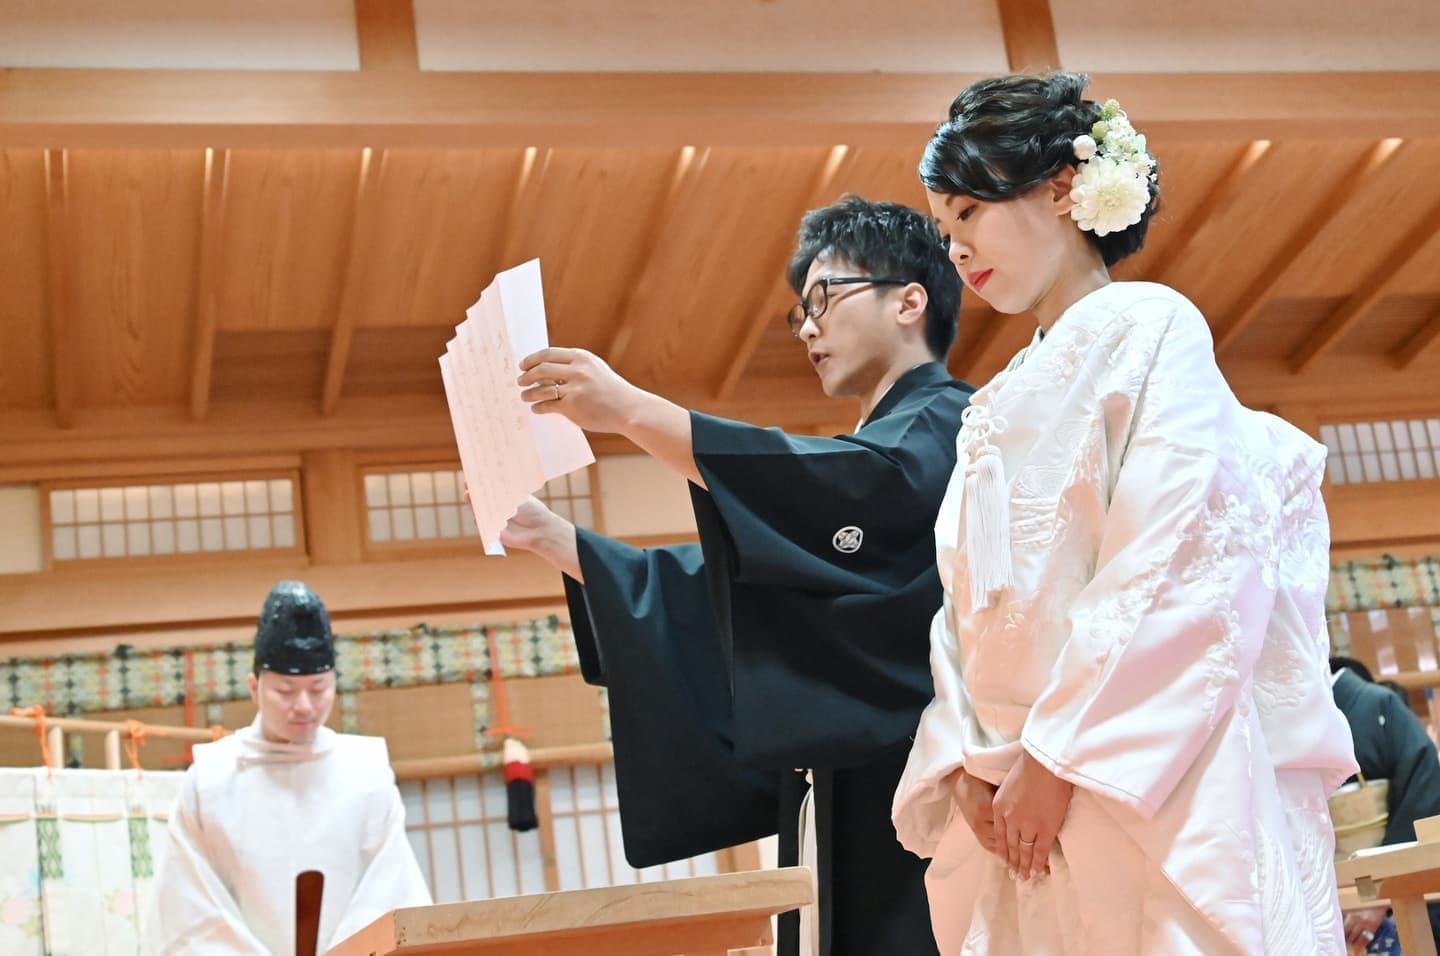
top-left (1335, 815), bottom-right (1440, 956)
top-left (326, 867), bottom-right (814, 956)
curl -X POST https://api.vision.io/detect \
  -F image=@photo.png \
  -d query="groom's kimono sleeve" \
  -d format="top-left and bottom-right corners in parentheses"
top-left (565, 537), bottom-right (780, 866)
top-left (686, 376), bottom-right (971, 770)
top-left (565, 368), bottom-right (970, 864)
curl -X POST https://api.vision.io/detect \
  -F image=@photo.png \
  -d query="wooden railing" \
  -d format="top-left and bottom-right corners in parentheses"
top-left (0, 709), bottom-right (221, 769)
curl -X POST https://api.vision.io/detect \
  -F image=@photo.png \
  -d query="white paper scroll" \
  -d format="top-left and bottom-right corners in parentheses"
top-left (439, 259), bottom-right (595, 553)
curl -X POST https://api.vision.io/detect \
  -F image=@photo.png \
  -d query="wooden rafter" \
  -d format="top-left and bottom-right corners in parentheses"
top-left (42, 148), bottom-right (74, 429)
top-left (354, 0), bottom-right (419, 72)
top-left (2, 70), bottom-right (1438, 148)
top-left (959, 309), bottom-right (1021, 382)
top-left (1139, 140), bottom-right (1271, 284)
top-left (1292, 193), bottom-right (1440, 372)
top-left (496, 146), bottom-right (547, 274)
top-left (321, 148), bottom-right (383, 416)
top-left (714, 145), bottom-right (852, 400)
top-left (1214, 139), bottom-right (1405, 355)
top-left (1395, 305), bottom-right (1440, 371)
top-left (606, 146), bottom-right (706, 367)
top-left (996, 0), bottom-right (1061, 71)
top-left (189, 147), bottom-right (231, 422)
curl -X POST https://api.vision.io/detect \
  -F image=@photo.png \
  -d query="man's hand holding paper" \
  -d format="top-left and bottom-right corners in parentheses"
top-left (516, 346), bottom-right (705, 489)
top-left (438, 259), bottom-right (594, 554)
top-left (516, 347), bottom-right (644, 434)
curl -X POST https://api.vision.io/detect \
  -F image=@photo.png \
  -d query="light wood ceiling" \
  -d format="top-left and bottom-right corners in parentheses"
top-left (1, 2), bottom-right (1439, 477)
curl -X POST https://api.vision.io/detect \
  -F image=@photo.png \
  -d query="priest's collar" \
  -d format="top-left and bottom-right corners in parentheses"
top-left (862, 362), bottom-right (953, 427)
top-left (236, 715), bottom-right (337, 768)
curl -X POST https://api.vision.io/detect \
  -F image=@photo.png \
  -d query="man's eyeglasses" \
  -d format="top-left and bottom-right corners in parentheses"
top-left (786, 276), bottom-right (908, 337)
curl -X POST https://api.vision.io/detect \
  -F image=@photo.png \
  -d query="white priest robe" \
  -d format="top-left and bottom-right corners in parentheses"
top-left (893, 282), bottom-right (1358, 955)
top-left (145, 718), bottom-right (431, 955)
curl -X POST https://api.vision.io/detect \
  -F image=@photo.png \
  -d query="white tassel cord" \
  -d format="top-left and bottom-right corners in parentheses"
top-left (963, 442), bottom-right (1014, 610)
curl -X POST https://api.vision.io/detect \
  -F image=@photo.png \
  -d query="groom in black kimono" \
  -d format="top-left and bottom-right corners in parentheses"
top-left (507, 196), bottom-right (970, 955)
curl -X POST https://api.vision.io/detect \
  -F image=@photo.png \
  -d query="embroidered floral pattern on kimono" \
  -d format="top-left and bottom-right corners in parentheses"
top-left (893, 282), bottom-right (1359, 956)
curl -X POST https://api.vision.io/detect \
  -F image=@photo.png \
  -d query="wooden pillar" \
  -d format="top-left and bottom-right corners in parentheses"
top-left (300, 449), bottom-right (365, 565)
top-left (46, 725), bottom-right (63, 769)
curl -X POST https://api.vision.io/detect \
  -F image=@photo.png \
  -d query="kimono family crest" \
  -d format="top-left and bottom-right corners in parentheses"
top-left (831, 525), bottom-right (864, 553)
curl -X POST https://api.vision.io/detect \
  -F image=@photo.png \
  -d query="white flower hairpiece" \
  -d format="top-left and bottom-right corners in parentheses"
top-left (1069, 99), bottom-right (1156, 238)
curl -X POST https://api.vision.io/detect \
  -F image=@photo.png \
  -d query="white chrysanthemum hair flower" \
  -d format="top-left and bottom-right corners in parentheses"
top-left (1069, 157), bottom-right (1150, 237)
top-left (1066, 98), bottom-right (1154, 237)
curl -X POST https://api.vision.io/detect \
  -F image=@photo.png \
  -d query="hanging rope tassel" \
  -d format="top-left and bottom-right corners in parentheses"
top-left (123, 719), bottom-right (149, 776)
top-left (502, 737), bottom-right (538, 832)
top-left (964, 441), bottom-right (1014, 610)
top-left (11, 705), bottom-right (55, 775)
top-left (486, 629), bottom-right (537, 832)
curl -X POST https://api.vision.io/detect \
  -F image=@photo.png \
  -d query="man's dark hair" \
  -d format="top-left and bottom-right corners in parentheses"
top-left (787, 195), bottom-right (962, 360)
top-left (1330, 656), bottom-right (1376, 683)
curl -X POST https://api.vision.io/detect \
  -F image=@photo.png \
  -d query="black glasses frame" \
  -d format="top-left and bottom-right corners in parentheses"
top-left (786, 276), bottom-right (908, 336)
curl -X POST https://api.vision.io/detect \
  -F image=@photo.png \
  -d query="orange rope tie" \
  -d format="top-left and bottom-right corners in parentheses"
top-left (123, 719), bottom-right (149, 775)
top-left (10, 706), bottom-right (54, 771)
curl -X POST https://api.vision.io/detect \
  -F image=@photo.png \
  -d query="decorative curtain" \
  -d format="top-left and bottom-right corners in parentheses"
top-left (1329, 556), bottom-right (1440, 613)
top-left (0, 617), bottom-right (578, 721)
top-left (0, 768), bottom-right (183, 956)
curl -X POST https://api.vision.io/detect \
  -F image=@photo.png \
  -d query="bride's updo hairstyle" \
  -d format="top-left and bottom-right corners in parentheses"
top-left (919, 72), bottom-right (1161, 267)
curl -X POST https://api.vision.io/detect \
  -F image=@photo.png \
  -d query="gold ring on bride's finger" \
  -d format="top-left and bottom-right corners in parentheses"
top-left (552, 383), bottom-right (563, 402)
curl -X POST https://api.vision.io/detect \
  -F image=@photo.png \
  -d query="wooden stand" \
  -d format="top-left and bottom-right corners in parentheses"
top-left (326, 867), bottom-right (814, 956)
top-left (1335, 816), bottom-right (1440, 956)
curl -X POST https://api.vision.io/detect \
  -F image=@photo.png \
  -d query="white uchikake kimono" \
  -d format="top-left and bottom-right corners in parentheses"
top-left (893, 282), bottom-right (1358, 955)
top-left (145, 718), bottom-right (431, 955)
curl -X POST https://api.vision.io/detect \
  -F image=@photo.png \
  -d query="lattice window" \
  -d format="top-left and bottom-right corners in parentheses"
top-left (548, 762), bottom-right (718, 889)
top-left (363, 467), bottom-right (598, 546)
top-left (47, 477), bottom-right (299, 562)
top-left (399, 762), bottom-right (719, 903)
top-left (400, 772), bottom-right (547, 903)
top-left (1321, 419), bottom-right (1440, 485)
top-left (537, 470), bottom-right (595, 529)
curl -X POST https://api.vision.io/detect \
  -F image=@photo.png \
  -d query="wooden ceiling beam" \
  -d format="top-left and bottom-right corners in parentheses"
top-left (321, 148), bottom-right (384, 416)
top-left (3, 70), bottom-right (1438, 148)
top-left (41, 148), bottom-right (74, 430)
top-left (997, 0), bottom-right (1061, 71)
top-left (189, 147), bottom-right (230, 422)
top-left (495, 146), bottom-right (547, 277)
top-left (606, 146), bottom-right (706, 368)
top-left (1139, 139), bottom-right (1271, 284)
top-left (714, 145), bottom-right (851, 400)
top-left (1222, 354), bottom-right (1440, 412)
top-left (1395, 305), bottom-right (1440, 371)
top-left (354, 0), bottom-right (419, 72)
top-left (1214, 139), bottom-right (1405, 356)
top-left (0, 387), bottom-right (858, 472)
top-left (1291, 193), bottom-right (1440, 372)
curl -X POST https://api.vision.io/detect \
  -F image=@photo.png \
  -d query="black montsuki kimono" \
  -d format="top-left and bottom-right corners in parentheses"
top-left (564, 362), bottom-right (972, 956)
top-left (1333, 668), bottom-right (1440, 947)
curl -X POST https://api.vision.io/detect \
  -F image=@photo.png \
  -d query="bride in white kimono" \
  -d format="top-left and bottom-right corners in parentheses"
top-left (893, 73), bottom-right (1359, 954)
